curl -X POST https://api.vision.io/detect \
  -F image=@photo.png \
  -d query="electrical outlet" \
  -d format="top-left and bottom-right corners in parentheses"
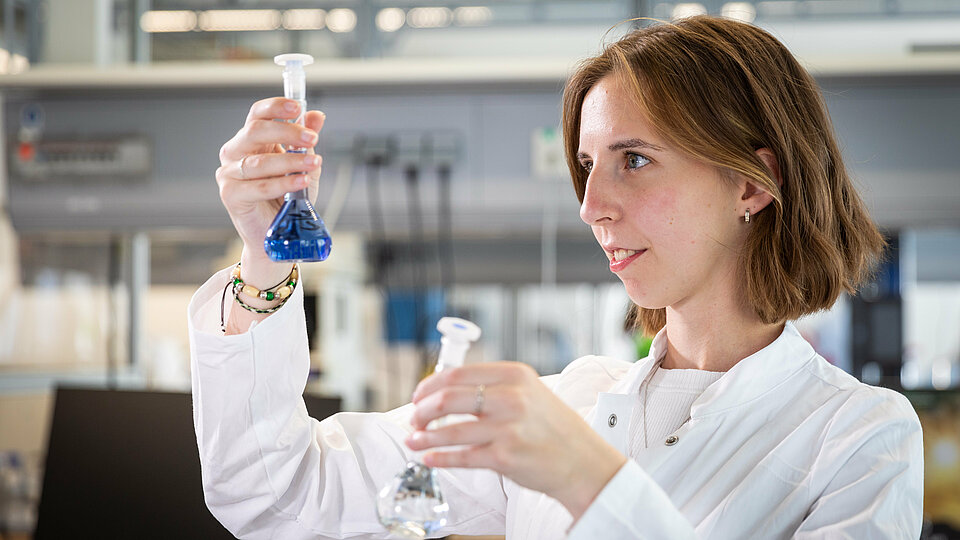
top-left (531, 126), bottom-right (567, 180)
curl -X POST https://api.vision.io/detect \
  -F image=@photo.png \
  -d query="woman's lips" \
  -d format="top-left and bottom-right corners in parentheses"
top-left (609, 249), bottom-right (645, 272)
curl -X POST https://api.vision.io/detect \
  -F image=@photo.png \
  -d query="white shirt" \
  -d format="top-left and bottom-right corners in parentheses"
top-left (631, 368), bottom-right (723, 453)
top-left (189, 267), bottom-right (923, 539)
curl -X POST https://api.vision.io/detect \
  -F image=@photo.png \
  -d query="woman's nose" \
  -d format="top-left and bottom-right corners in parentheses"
top-left (579, 174), bottom-right (619, 226)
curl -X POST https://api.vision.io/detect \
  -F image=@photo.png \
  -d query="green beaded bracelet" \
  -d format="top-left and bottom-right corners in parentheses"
top-left (220, 262), bottom-right (300, 332)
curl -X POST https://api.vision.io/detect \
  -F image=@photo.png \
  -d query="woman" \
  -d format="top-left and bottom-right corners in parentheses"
top-left (190, 15), bottom-right (923, 539)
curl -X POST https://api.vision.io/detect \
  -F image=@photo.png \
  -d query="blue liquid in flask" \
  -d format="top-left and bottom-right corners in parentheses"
top-left (264, 162), bottom-right (332, 262)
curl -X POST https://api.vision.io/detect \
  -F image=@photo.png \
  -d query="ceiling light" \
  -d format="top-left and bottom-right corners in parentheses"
top-left (140, 10), bottom-right (197, 33)
top-left (721, 2), bottom-right (757, 22)
top-left (282, 9), bottom-right (325, 30)
top-left (672, 3), bottom-right (707, 20)
top-left (407, 7), bottom-right (453, 29)
top-left (376, 8), bottom-right (406, 32)
top-left (9, 53), bottom-right (29, 74)
top-left (198, 10), bottom-right (281, 32)
top-left (454, 6), bottom-right (492, 26)
top-left (326, 8), bottom-right (357, 33)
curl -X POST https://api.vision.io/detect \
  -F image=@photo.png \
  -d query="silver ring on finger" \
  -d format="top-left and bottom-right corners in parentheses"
top-left (238, 155), bottom-right (249, 179)
top-left (474, 384), bottom-right (486, 415)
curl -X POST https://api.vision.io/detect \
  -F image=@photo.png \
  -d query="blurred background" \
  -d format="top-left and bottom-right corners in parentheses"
top-left (0, 0), bottom-right (957, 538)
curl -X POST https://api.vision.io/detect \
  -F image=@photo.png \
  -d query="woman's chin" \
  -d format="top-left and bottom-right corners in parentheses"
top-left (624, 291), bottom-right (663, 310)
top-left (622, 283), bottom-right (675, 311)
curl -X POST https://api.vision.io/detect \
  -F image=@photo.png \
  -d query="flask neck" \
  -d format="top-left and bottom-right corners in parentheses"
top-left (284, 188), bottom-right (309, 201)
top-left (283, 71), bottom-right (306, 100)
top-left (436, 337), bottom-right (469, 372)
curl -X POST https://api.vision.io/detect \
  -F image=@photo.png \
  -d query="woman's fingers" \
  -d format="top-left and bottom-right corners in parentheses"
top-left (222, 119), bottom-right (317, 163)
top-left (405, 418), bottom-right (523, 472)
top-left (304, 110), bottom-right (326, 135)
top-left (219, 173), bottom-right (310, 206)
top-left (220, 99), bottom-right (319, 164)
top-left (410, 380), bottom-right (530, 430)
top-left (406, 418), bottom-right (503, 451)
top-left (410, 385), bottom-right (482, 429)
top-left (245, 97), bottom-right (302, 125)
top-left (412, 362), bottom-right (537, 404)
top-left (231, 152), bottom-right (321, 181)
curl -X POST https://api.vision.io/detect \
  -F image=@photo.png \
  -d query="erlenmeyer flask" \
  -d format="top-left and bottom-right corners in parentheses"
top-left (265, 53), bottom-right (331, 263)
top-left (376, 318), bottom-right (482, 539)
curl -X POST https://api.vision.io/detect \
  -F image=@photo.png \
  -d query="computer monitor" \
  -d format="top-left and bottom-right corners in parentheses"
top-left (35, 387), bottom-right (340, 540)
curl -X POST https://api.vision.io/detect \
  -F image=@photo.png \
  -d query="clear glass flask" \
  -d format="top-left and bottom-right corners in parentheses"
top-left (264, 53), bottom-right (332, 262)
top-left (377, 317), bottom-right (483, 539)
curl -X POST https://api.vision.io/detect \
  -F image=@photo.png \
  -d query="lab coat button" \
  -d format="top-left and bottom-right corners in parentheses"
top-left (607, 414), bottom-right (617, 427)
top-left (665, 435), bottom-right (679, 446)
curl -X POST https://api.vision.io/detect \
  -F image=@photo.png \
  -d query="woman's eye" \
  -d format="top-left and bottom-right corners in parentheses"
top-left (626, 153), bottom-right (650, 169)
top-left (581, 161), bottom-right (593, 173)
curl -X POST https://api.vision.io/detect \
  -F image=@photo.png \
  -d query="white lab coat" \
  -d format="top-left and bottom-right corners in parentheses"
top-left (189, 267), bottom-right (924, 539)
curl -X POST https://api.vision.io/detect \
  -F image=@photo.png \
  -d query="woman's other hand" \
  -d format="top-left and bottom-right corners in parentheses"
top-left (407, 363), bottom-right (628, 520)
top-left (215, 98), bottom-right (325, 258)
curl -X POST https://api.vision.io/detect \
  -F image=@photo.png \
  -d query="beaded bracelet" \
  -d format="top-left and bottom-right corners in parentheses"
top-left (231, 263), bottom-right (299, 302)
top-left (232, 288), bottom-right (294, 314)
top-left (220, 262), bottom-right (300, 333)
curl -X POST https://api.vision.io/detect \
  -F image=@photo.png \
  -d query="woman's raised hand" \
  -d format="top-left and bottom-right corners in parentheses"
top-left (215, 98), bottom-right (325, 334)
top-left (215, 97), bottom-right (325, 258)
top-left (407, 362), bottom-right (628, 521)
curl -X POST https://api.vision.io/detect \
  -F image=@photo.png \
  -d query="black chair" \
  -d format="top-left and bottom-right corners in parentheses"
top-left (35, 387), bottom-right (340, 540)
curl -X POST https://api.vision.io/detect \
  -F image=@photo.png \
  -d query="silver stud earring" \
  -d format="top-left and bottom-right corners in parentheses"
top-left (744, 209), bottom-right (750, 223)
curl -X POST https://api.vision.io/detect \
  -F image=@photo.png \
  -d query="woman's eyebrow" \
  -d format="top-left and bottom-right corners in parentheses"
top-left (576, 138), bottom-right (666, 160)
top-left (608, 138), bottom-right (666, 152)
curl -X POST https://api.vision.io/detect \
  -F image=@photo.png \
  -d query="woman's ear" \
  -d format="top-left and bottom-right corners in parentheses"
top-left (756, 148), bottom-right (782, 188)
top-left (740, 148), bottom-right (782, 217)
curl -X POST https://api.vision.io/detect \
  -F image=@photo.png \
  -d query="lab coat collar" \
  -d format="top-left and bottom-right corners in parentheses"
top-left (617, 321), bottom-right (816, 418)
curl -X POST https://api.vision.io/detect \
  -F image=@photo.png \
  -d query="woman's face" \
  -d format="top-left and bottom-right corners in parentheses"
top-left (577, 75), bottom-right (747, 312)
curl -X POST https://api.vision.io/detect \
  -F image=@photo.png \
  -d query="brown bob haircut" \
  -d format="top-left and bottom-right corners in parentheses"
top-left (562, 15), bottom-right (886, 335)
